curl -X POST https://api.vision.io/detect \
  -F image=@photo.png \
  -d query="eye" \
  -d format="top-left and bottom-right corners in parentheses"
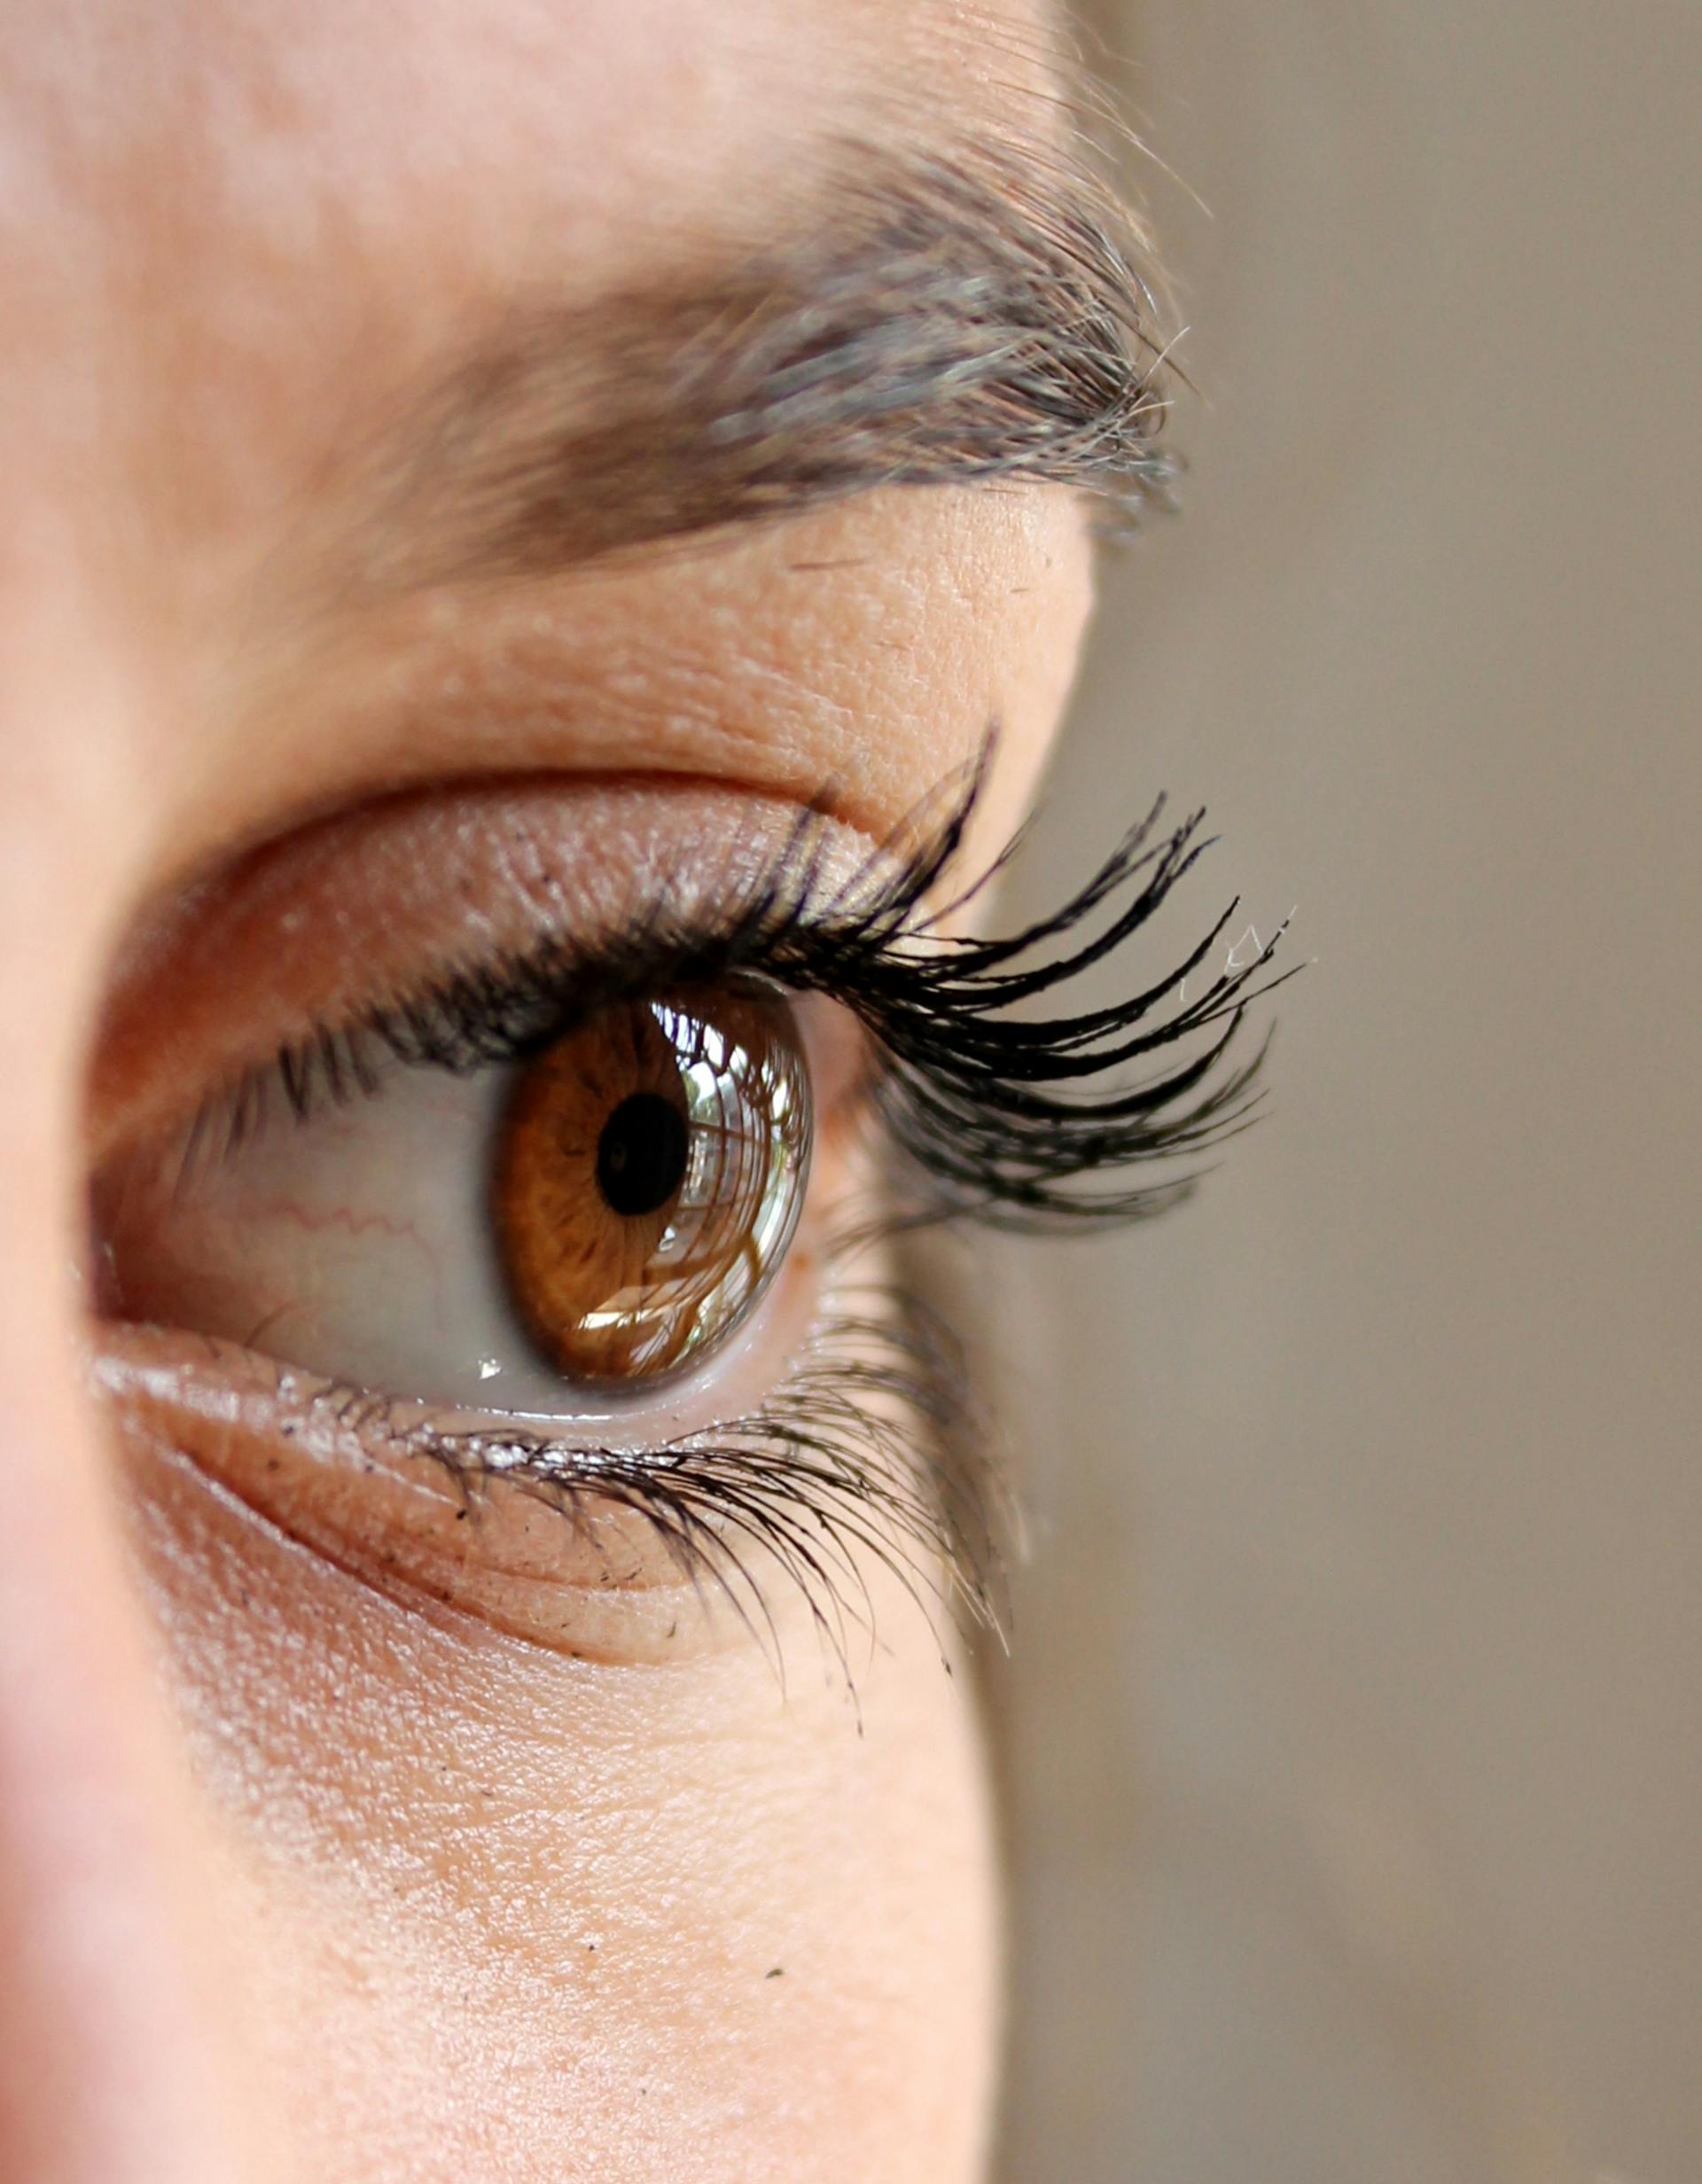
top-left (86, 773), bottom-right (1284, 1659)
top-left (494, 989), bottom-right (811, 1385)
top-left (97, 981), bottom-right (820, 1423)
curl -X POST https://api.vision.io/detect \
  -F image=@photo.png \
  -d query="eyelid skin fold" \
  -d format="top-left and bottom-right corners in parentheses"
top-left (87, 780), bottom-right (889, 1166)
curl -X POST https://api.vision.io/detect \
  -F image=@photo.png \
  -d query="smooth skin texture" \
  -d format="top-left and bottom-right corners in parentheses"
top-left (0, 3), bottom-right (1103, 2178)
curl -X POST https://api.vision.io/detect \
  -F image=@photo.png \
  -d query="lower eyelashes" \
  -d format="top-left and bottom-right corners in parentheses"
top-left (96, 1272), bottom-right (995, 1671)
top-left (86, 761), bottom-right (1289, 1661)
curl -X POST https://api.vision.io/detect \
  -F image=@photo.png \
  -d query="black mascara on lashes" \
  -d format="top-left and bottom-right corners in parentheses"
top-left (219, 753), bottom-right (1294, 1228)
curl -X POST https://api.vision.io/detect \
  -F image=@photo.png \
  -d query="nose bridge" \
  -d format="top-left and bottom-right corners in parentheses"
top-left (0, 645), bottom-right (267, 2182)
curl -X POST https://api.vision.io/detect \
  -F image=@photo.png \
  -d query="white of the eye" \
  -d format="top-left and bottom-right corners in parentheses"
top-left (130, 1055), bottom-right (791, 1424)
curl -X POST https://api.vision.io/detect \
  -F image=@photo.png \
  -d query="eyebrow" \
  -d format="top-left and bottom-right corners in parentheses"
top-left (342, 135), bottom-right (1176, 593)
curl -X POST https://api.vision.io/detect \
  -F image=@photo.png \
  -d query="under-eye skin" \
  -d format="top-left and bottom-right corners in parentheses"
top-left (90, 759), bottom-right (1292, 1662)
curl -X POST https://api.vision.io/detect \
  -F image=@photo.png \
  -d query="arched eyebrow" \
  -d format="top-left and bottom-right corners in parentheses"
top-left (340, 137), bottom-right (1176, 593)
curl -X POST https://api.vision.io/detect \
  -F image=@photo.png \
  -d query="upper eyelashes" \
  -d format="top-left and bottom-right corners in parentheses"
top-left (218, 753), bottom-right (1292, 1231)
top-left (773, 775), bottom-right (1292, 1228)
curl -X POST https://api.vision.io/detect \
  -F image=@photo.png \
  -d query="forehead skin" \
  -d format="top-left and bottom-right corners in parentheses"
top-left (0, 3), bottom-right (1098, 2180)
top-left (1, 0), bottom-right (1091, 888)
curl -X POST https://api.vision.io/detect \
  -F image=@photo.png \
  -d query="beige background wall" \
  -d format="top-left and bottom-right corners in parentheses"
top-left (995, 4), bottom-right (1702, 2179)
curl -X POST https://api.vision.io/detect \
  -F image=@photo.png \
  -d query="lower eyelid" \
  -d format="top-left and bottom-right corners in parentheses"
top-left (96, 1323), bottom-right (774, 1665)
top-left (92, 1222), bottom-right (1002, 1673)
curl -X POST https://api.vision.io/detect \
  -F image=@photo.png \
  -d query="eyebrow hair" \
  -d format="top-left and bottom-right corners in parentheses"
top-left (347, 134), bottom-right (1177, 592)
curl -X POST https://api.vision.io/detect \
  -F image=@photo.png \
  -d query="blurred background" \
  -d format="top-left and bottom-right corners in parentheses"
top-left (993, 3), bottom-right (1702, 2179)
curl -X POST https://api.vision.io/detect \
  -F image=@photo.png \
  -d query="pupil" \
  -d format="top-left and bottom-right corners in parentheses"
top-left (595, 1093), bottom-right (689, 1219)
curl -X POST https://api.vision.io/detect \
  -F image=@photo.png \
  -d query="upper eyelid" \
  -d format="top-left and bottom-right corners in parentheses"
top-left (87, 756), bottom-right (1292, 1232)
top-left (83, 779), bottom-right (894, 1164)
top-left (148, 809), bottom-right (917, 1180)
top-left (196, 765), bottom-right (1293, 1228)
top-left (98, 848), bottom-right (903, 1180)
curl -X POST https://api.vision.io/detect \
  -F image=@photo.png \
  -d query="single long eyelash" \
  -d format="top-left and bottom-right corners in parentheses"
top-left (238, 747), bottom-right (1295, 1224)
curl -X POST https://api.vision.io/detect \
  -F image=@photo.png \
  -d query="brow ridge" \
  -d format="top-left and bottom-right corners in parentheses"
top-left (347, 134), bottom-right (1177, 593)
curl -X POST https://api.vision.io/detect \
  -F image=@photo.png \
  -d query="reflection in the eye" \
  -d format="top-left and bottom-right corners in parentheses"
top-left (493, 990), bottom-right (812, 1386)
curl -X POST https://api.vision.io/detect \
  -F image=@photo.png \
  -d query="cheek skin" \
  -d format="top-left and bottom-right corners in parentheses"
top-left (127, 1433), bottom-right (1000, 2184)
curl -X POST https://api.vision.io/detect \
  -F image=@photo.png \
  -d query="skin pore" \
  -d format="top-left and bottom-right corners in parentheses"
top-left (0, 2), bottom-right (1144, 2179)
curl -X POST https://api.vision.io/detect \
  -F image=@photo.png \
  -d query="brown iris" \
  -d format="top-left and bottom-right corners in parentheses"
top-left (492, 990), bottom-right (811, 1386)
